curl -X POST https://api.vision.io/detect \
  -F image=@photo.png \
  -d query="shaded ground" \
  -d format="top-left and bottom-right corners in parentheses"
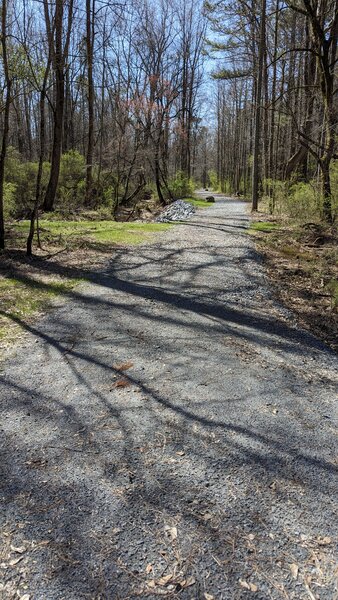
top-left (0, 221), bottom-right (172, 351)
top-left (1, 195), bottom-right (337, 599)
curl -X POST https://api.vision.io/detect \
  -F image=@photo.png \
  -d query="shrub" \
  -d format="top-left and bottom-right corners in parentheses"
top-left (208, 170), bottom-right (218, 191)
top-left (169, 171), bottom-right (195, 198)
top-left (287, 181), bottom-right (321, 220)
top-left (3, 182), bottom-right (17, 219)
top-left (58, 150), bottom-right (86, 208)
top-left (4, 147), bottom-right (50, 217)
top-left (330, 160), bottom-right (338, 221)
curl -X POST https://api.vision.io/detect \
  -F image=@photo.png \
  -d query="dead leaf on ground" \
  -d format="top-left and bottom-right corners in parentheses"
top-left (157, 574), bottom-right (173, 586)
top-left (289, 563), bottom-right (299, 580)
top-left (204, 594), bottom-right (214, 600)
top-left (317, 536), bottom-right (331, 545)
top-left (112, 378), bottom-right (131, 389)
top-left (113, 361), bottom-right (133, 372)
top-left (180, 576), bottom-right (195, 588)
top-left (164, 525), bottom-right (177, 541)
top-left (145, 563), bottom-right (153, 574)
top-left (176, 450), bottom-right (185, 456)
top-left (239, 579), bottom-right (258, 592)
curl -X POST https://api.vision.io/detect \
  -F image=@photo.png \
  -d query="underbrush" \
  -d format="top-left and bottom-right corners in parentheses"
top-left (250, 214), bottom-right (338, 351)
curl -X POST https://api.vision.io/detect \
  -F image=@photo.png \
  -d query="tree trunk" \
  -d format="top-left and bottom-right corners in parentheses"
top-left (0, 0), bottom-right (12, 250)
top-left (27, 60), bottom-right (51, 256)
top-left (252, 0), bottom-right (266, 211)
top-left (42, 0), bottom-right (73, 212)
top-left (85, 0), bottom-right (95, 205)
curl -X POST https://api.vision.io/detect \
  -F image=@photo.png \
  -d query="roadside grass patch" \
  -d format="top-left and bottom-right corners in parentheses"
top-left (1, 217), bottom-right (173, 353)
top-left (249, 221), bottom-right (280, 233)
top-left (0, 274), bottom-right (81, 349)
top-left (185, 197), bottom-right (212, 209)
top-left (10, 219), bottom-right (172, 250)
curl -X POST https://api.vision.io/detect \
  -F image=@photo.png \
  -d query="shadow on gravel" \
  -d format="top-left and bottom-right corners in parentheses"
top-left (1, 209), bottom-right (337, 598)
top-left (1, 242), bottom-right (331, 358)
top-left (1, 313), bottom-right (337, 483)
top-left (1, 307), bottom-right (337, 597)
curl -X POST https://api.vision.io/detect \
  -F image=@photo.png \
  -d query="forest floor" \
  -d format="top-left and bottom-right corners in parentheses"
top-left (1, 194), bottom-right (338, 599)
top-left (249, 215), bottom-right (338, 353)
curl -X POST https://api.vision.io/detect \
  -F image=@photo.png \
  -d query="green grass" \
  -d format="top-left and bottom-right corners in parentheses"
top-left (0, 275), bottom-right (81, 343)
top-left (249, 221), bottom-right (280, 233)
top-left (2, 218), bottom-right (173, 350)
top-left (12, 219), bottom-right (172, 248)
top-left (185, 197), bottom-right (213, 209)
top-left (326, 279), bottom-right (338, 310)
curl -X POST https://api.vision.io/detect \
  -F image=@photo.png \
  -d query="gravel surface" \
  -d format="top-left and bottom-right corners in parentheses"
top-left (155, 199), bottom-right (195, 222)
top-left (1, 195), bottom-right (338, 600)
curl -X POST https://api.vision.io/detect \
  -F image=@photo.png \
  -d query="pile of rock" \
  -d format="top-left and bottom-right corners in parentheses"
top-left (155, 199), bottom-right (196, 222)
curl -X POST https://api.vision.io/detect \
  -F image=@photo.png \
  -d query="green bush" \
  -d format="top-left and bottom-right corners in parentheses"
top-left (288, 181), bottom-right (321, 219)
top-left (4, 147), bottom-right (50, 217)
top-left (208, 170), bottom-right (218, 191)
top-left (169, 171), bottom-right (195, 198)
top-left (3, 182), bottom-right (17, 219)
top-left (330, 160), bottom-right (338, 221)
top-left (265, 179), bottom-right (326, 221)
top-left (58, 150), bottom-right (86, 208)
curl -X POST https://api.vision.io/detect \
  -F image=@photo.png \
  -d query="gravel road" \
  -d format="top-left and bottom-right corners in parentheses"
top-left (1, 195), bottom-right (337, 599)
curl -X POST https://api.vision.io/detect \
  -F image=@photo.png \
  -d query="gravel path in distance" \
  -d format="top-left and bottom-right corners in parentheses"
top-left (1, 196), bottom-right (337, 600)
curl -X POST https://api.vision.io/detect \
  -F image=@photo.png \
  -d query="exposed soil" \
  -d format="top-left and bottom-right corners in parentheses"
top-left (1, 195), bottom-right (337, 600)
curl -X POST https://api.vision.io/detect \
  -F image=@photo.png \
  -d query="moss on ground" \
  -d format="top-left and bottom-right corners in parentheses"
top-left (0, 275), bottom-right (81, 343)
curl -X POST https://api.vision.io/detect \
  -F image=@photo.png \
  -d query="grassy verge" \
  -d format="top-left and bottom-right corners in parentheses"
top-left (249, 214), bottom-right (338, 352)
top-left (9, 219), bottom-right (172, 250)
top-left (1, 218), bottom-right (172, 354)
top-left (185, 197), bottom-right (214, 209)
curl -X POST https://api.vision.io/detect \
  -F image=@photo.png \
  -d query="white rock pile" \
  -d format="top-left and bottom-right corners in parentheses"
top-left (155, 199), bottom-right (195, 222)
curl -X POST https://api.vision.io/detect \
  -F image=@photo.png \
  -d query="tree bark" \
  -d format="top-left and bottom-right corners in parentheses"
top-left (0, 0), bottom-right (12, 250)
top-left (252, 0), bottom-right (266, 211)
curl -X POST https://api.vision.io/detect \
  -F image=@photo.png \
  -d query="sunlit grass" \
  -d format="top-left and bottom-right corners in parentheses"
top-left (12, 219), bottom-right (172, 248)
top-left (185, 197), bottom-right (213, 208)
top-left (1, 218), bottom-right (173, 350)
top-left (249, 221), bottom-right (280, 233)
top-left (0, 275), bottom-right (80, 344)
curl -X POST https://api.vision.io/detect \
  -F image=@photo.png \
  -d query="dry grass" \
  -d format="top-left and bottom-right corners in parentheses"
top-left (250, 214), bottom-right (338, 352)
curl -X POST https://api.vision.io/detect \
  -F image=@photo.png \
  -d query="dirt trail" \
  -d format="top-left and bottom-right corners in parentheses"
top-left (1, 196), bottom-right (337, 599)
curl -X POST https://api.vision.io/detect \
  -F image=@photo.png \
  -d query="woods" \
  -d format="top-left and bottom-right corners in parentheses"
top-left (0, 0), bottom-right (337, 252)
top-left (206, 0), bottom-right (338, 220)
top-left (1, 4), bottom-right (338, 597)
top-left (0, 0), bottom-right (206, 250)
